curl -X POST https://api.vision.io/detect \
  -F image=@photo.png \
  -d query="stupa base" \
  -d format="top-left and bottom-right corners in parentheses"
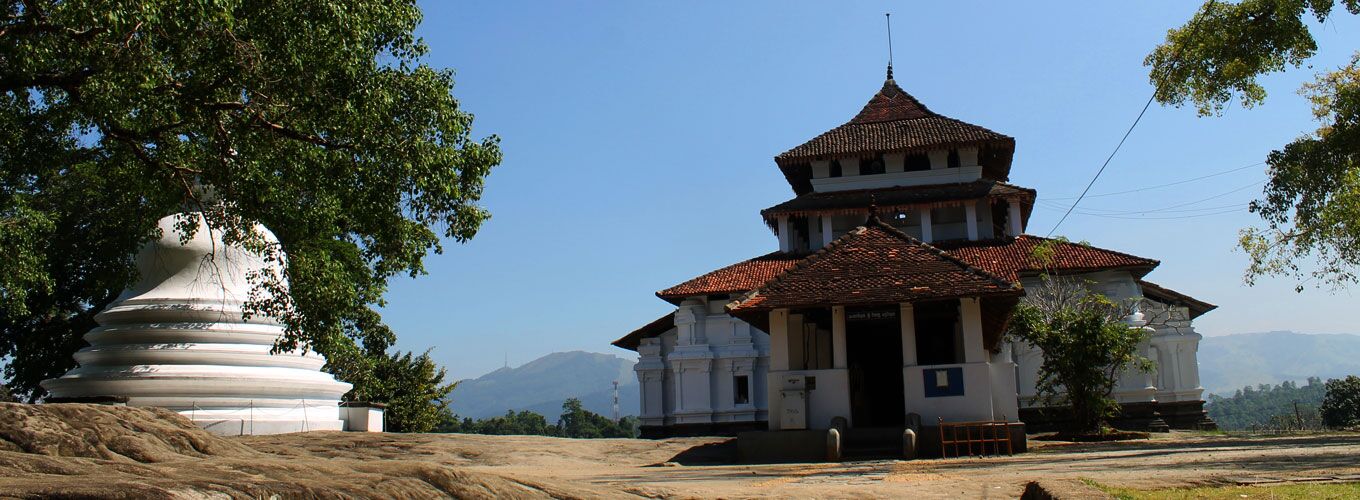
top-left (195, 417), bottom-right (347, 435)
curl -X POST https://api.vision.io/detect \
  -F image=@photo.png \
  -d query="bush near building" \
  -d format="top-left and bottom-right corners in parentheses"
top-left (1322, 375), bottom-right (1360, 429)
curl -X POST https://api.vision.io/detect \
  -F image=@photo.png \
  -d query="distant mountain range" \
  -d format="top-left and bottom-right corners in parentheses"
top-left (1199, 331), bottom-right (1360, 396)
top-left (447, 351), bottom-right (639, 420)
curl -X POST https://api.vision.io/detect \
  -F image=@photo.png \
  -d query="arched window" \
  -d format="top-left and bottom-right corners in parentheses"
top-left (861, 155), bottom-right (886, 175)
top-left (947, 149), bottom-right (961, 168)
top-left (905, 153), bottom-right (930, 171)
top-left (829, 159), bottom-right (843, 178)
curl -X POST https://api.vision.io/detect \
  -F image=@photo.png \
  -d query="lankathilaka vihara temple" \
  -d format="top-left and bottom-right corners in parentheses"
top-left (613, 68), bottom-right (1216, 459)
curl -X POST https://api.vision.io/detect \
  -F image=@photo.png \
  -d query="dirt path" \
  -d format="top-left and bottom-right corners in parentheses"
top-left (4, 404), bottom-right (1360, 498)
top-left (444, 432), bottom-right (1360, 498)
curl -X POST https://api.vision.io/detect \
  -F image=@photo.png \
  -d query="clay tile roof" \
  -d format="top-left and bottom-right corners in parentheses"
top-left (656, 252), bottom-right (808, 301)
top-left (611, 312), bottom-right (675, 351)
top-left (936, 236), bottom-right (1160, 283)
top-left (1137, 280), bottom-right (1217, 319)
top-left (727, 216), bottom-right (1020, 314)
top-left (761, 181), bottom-right (1035, 219)
top-left (775, 80), bottom-right (1014, 165)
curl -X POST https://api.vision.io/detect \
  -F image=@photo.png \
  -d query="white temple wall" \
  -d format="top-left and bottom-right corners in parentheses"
top-left (638, 296), bottom-right (769, 428)
top-left (1011, 270), bottom-right (1205, 407)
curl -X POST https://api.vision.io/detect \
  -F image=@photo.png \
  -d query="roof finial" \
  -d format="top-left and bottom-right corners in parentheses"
top-left (868, 195), bottom-right (879, 221)
top-left (885, 13), bottom-right (894, 80)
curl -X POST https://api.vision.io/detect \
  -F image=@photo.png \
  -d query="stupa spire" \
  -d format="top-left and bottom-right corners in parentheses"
top-left (885, 13), bottom-right (895, 81)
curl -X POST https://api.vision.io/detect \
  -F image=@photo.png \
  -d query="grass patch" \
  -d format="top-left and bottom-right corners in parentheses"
top-left (1087, 480), bottom-right (1360, 499)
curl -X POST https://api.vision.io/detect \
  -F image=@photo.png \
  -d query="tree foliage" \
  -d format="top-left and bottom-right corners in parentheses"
top-left (435, 399), bottom-right (639, 438)
top-left (1206, 378), bottom-right (1327, 430)
top-left (1321, 374), bottom-right (1360, 428)
top-left (1008, 272), bottom-right (1152, 433)
top-left (0, 0), bottom-right (499, 407)
top-left (1148, 1), bottom-right (1360, 289)
top-left (354, 350), bottom-right (455, 433)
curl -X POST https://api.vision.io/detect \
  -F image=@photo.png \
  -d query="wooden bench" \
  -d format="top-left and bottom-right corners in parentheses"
top-left (938, 418), bottom-right (1019, 457)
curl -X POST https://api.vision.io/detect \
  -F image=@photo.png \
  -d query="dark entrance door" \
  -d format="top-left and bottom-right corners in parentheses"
top-left (846, 307), bottom-right (905, 428)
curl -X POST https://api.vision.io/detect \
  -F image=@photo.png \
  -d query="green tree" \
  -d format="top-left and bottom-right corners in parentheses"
top-left (0, 0), bottom-right (500, 415)
top-left (1008, 273), bottom-right (1153, 433)
top-left (1206, 378), bottom-right (1326, 430)
top-left (1321, 375), bottom-right (1360, 429)
top-left (351, 350), bottom-right (455, 433)
top-left (1148, 1), bottom-right (1360, 290)
top-left (557, 398), bottom-right (633, 439)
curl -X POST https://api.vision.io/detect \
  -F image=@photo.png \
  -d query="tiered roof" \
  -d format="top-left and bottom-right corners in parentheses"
top-left (760, 180), bottom-right (1034, 220)
top-left (937, 236), bottom-right (1160, 282)
top-left (726, 215), bottom-right (1020, 316)
top-left (612, 235), bottom-right (1170, 351)
top-left (612, 312), bottom-right (675, 351)
top-left (775, 79), bottom-right (1016, 194)
top-left (1138, 280), bottom-right (1218, 319)
top-left (656, 252), bottom-right (806, 303)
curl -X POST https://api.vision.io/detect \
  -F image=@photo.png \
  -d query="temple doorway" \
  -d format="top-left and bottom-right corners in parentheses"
top-left (846, 307), bottom-right (905, 428)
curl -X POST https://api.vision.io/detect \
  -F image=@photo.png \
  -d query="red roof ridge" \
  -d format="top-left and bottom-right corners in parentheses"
top-left (727, 214), bottom-right (1018, 313)
top-left (1013, 234), bottom-right (1162, 268)
top-left (655, 251), bottom-right (809, 301)
top-left (848, 79), bottom-right (937, 124)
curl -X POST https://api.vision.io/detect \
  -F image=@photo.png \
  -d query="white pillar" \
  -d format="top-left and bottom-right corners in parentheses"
top-left (927, 150), bottom-right (949, 170)
top-left (959, 298), bottom-right (985, 363)
top-left (832, 306), bottom-right (847, 369)
top-left (777, 216), bottom-right (791, 252)
top-left (807, 217), bottom-right (821, 251)
top-left (821, 216), bottom-right (834, 248)
top-left (841, 157), bottom-right (861, 176)
top-left (674, 299), bottom-right (705, 346)
top-left (770, 309), bottom-right (790, 371)
top-left (964, 201), bottom-right (979, 241)
top-left (885, 153), bottom-right (906, 173)
top-left (919, 209), bottom-right (933, 243)
top-left (959, 147), bottom-right (979, 167)
top-left (1007, 200), bottom-right (1023, 236)
top-left (767, 308), bottom-right (790, 431)
top-left (900, 303), bottom-right (917, 366)
top-left (811, 160), bottom-right (831, 179)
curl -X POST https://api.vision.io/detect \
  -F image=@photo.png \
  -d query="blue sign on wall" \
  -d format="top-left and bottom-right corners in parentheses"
top-left (923, 367), bottom-right (965, 397)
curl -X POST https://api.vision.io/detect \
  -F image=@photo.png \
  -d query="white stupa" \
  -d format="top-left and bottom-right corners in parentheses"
top-left (42, 212), bottom-right (356, 435)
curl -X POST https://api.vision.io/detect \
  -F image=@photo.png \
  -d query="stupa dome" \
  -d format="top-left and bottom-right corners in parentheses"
top-left (42, 212), bottom-right (354, 435)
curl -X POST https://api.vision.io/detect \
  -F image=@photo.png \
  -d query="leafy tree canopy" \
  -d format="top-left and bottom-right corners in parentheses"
top-left (1206, 378), bottom-right (1327, 430)
top-left (435, 399), bottom-right (639, 439)
top-left (358, 350), bottom-right (456, 433)
top-left (1322, 374), bottom-right (1360, 428)
top-left (1148, 0), bottom-right (1360, 290)
top-left (0, 0), bottom-right (500, 406)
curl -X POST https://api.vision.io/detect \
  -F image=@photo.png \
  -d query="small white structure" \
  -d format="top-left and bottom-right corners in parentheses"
top-left (41, 212), bottom-right (370, 435)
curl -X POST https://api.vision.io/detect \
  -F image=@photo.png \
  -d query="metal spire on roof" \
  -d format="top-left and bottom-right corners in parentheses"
top-left (885, 13), bottom-right (894, 80)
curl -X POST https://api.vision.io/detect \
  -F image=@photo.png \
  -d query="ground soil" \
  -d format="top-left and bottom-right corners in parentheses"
top-left (4, 403), bottom-right (1360, 498)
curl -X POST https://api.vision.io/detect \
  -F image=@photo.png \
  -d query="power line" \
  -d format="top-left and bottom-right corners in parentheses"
top-left (1065, 206), bottom-right (1244, 220)
top-left (1042, 162), bottom-right (1264, 201)
top-left (1035, 179), bottom-right (1265, 216)
top-left (1046, 0), bottom-right (1218, 236)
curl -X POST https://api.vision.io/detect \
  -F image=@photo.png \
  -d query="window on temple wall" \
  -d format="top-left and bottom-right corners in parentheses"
top-left (915, 300), bottom-right (964, 366)
top-left (947, 149), bottom-right (961, 168)
top-left (794, 309), bottom-right (834, 370)
top-left (861, 155), bottom-right (886, 175)
top-left (829, 159), bottom-right (843, 178)
top-left (905, 153), bottom-right (930, 171)
top-left (734, 375), bottom-right (750, 405)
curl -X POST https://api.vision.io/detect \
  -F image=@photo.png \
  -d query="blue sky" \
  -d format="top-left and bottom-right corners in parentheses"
top-left (390, 2), bottom-right (1360, 381)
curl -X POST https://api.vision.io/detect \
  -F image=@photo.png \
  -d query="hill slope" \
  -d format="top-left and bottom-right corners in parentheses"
top-left (1199, 331), bottom-right (1360, 396)
top-left (448, 351), bottom-right (639, 419)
